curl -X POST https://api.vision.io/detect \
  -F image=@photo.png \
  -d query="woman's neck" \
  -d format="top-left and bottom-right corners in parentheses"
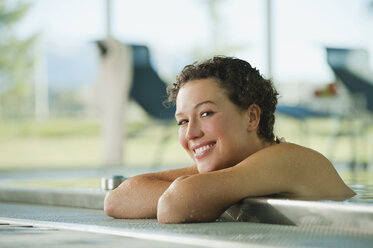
top-left (247, 134), bottom-right (276, 157)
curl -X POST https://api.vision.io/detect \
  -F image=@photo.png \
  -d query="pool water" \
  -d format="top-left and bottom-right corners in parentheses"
top-left (344, 184), bottom-right (373, 204)
top-left (340, 169), bottom-right (373, 204)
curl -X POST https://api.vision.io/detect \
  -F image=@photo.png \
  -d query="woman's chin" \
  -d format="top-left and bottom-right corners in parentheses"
top-left (197, 163), bottom-right (219, 173)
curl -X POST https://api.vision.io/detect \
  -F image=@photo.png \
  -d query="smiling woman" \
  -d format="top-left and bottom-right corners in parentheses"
top-left (175, 78), bottom-right (265, 173)
top-left (103, 56), bottom-right (356, 224)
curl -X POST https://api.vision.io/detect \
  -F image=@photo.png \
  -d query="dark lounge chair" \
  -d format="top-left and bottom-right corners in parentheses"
top-left (326, 47), bottom-right (373, 169)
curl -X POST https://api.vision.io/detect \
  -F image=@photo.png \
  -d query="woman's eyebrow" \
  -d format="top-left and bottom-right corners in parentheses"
top-left (175, 100), bottom-right (217, 117)
top-left (194, 100), bottom-right (216, 109)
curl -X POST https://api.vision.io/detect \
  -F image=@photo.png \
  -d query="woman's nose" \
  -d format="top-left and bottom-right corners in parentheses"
top-left (185, 121), bottom-right (203, 140)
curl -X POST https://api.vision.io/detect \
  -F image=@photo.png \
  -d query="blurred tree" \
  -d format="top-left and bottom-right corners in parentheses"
top-left (0, 0), bottom-right (37, 119)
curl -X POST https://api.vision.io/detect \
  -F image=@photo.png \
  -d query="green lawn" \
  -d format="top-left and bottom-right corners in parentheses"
top-left (0, 118), bottom-right (191, 170)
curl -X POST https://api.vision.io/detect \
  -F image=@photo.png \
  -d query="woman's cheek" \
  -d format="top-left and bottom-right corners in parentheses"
top-left (178, 128), bottom-right (189, 151)
top-left (204, 116), bottom-right (226, 135)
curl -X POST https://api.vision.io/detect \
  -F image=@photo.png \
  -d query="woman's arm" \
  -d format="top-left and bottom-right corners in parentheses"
top-left (157, 169), bottom-right (242, 223)
top-left (157, 143), bottom-right (355, 223)
top-left (104, 165), bottom-right (198, 219)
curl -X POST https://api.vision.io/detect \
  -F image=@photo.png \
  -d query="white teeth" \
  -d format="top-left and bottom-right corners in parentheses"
top-left (194, 144), bottom-right (214, 155)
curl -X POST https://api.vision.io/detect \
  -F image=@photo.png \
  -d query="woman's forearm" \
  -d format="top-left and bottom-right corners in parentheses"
top-left (157, 171), bottom-right (243, 223)
top-left (104, 175), bottom-right (172, 219)
top-left (104, 165), bottom-right (198, 219)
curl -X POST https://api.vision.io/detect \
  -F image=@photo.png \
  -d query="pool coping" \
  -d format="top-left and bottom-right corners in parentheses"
top-left (0, 187), bottom-right (105, 209)
top-left (0, 187), bottom-right (372, 232)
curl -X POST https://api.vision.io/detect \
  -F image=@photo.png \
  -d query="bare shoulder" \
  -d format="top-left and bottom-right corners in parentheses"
top-left (237, 142), bottom-right (355, 197)
top-left (261, 142), bottom-right (337, 179)
top-left (281, 143), bottom-right (354, 196)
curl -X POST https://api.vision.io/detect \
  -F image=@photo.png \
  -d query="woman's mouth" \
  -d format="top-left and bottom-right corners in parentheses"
top-left (192, 142), bottom-right (216, 159)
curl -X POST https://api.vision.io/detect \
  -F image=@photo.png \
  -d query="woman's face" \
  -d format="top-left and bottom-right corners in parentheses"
top-left (175, 78), bottom-right (255, 173)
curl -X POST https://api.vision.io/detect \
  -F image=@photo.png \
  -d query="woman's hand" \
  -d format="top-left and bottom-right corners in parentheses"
top-left (104, 165), bottom-right (198, 219)
top-left (104, 175), bottom-right (172, 219)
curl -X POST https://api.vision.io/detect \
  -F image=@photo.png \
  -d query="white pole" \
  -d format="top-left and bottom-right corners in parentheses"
top-left (106, 0), bottom-right (112, 38)
top-left (98, 40), bottom-right (132, 167)
top-left (265, 0), bottom-right (273, 79)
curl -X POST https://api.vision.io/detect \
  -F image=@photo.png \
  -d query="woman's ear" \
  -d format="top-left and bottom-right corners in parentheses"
top-left (246, 104), bottom-right (261, 132)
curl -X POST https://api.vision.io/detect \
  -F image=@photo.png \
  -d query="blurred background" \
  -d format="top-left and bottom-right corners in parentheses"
top-left (1, 0), bottom-right (373, 188)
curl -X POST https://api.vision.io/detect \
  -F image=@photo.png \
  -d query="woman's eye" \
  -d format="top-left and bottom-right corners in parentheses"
top-left (201, 111), bottom-right (213, 117)
top-left (177, 120), bottom-right (188, 126)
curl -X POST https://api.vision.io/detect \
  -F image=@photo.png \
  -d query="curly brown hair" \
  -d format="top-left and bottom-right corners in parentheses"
top-left (166, 56), bottom-right (279, 141)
